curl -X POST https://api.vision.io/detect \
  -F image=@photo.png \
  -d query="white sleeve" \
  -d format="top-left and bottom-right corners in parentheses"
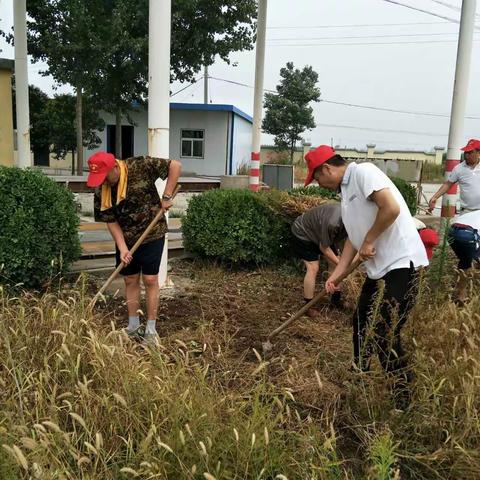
top-left (448, 166), bottom-right (459, 183)
top-left (356, 164), bottom-right (391, 199)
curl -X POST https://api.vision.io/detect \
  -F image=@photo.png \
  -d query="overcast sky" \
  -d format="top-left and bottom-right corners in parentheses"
top-left (1, 0), bottom-right (479, 152)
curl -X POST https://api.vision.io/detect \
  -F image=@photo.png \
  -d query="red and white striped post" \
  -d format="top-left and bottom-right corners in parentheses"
top-left (442, 0), bottom-right (476, 217)
top-left (250, 0), bottom-right (268, 192)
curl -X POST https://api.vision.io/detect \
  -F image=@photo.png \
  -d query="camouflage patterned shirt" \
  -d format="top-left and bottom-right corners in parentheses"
top-left (94, 156), bottom-right (171, 248)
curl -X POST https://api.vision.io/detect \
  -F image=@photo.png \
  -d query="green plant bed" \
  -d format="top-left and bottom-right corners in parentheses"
top-left (288, 185), bottom-right (339, 200)
top-left (0, 167), bottom-right (81, 289)
top-left (390, 176), bottom-right (417, 215)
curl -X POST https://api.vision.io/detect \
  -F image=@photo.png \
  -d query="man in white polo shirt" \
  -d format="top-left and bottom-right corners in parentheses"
top-left (429, 139), bottom-right (480, 213)
top-left (304, 145), bottom-right (428, 407)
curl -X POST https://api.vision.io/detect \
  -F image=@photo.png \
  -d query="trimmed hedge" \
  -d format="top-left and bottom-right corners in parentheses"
top-left (182, 189), bottom-right (290, 264)
top-left (288, 185), bottom-right (339, 200)
top-left (0, 167), bottom-right (81, 288)
top-left (390, 176), bottom-right (417, 215)
top-left (183, 176), bottom-right (418, 265)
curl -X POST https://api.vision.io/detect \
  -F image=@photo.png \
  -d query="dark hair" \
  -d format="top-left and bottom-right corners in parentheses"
top-left (313, 154), bottom-right (346, 178)
top-left (325, 154), bottom-right (347, 166)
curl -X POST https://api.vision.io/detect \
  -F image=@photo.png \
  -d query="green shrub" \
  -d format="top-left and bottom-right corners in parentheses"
top-left (288, 185), bottom-right (339, 200)
top-left (390, 176), bottom-right (417, 215)
top-left (0, 167), bottom-right (81, 289)
top-left (182, 189), bottom-right (290, 264)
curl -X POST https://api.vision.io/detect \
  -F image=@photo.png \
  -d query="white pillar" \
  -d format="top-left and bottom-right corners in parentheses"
top-left (442, 0), bottom-right (476, 218)
top-left (249, 0), bottom-right (268, 191)
top-left (204, 65), bottom-right (209, 104)
top-left (14, 0), bottom-right (31, 168)
top-left (148, 0), bottom-right (172, 287)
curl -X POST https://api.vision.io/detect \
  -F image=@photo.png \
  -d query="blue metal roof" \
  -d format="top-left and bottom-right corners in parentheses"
top-left (170, 102), bottom-right (253, 124)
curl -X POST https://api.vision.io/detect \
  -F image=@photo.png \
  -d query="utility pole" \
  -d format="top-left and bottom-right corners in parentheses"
top-left (249, 0), bottom-right (268, 191)
top-left (14, 0), bottom-right (31, 169)
top-left (148, 0), bottom-right (172, 287)
top-left (204, 65), bottom-right (209, 104)
top-left (442, 0), bottom-right (476, 218)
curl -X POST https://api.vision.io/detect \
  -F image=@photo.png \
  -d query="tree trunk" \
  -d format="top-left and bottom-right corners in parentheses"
top-left (290, 138), bottom-right (295, 164)
top-left (75, 86), bottom-right (83, 176)
top-left (115, 109), bottom-right (122, 159)
top-left (71, 150), bottom-right (75, 176)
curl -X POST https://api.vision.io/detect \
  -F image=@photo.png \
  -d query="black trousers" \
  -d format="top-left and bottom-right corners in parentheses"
top-left (352, 263), bottom-right (418, 377)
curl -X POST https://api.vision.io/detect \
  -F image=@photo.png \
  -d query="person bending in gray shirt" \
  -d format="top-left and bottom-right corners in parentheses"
top-left (291, 203), bottom-right (347, 317)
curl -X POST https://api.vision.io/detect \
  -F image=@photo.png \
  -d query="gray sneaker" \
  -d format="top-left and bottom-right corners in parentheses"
top-left (142, 330), bottom-right (160, 346)
top-left (127, 325), bottom-right (145, 341)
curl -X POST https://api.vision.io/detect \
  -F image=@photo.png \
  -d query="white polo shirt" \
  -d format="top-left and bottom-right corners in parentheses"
top-left (340, 162), bottom-right (429, 280)
top-left (448, 161), bottom-right (480, 210)
top-left (453, 210), bottom-right (480, 231)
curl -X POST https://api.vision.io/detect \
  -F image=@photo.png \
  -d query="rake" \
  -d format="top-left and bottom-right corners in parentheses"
top-left (262, 258), bottom-right (362, 354)
top-left (88, 184), bottom-right (181, 309)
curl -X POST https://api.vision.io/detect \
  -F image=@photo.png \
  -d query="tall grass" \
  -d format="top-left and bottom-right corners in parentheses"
top-left (1, 262), bottom-right (479, 478)
top-left (0, 280), bottom-right (346, 479)
top-left (421, 162), bottom-right (444, 183)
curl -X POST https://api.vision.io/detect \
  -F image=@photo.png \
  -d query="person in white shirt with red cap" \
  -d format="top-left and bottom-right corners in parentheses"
top-left (304, 145), bottom-right (429, 408)
top-left (429, 139), bottom-right (480, 214)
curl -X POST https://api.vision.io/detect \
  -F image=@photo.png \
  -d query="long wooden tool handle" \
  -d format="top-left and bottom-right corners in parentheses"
top-left (88, 184), bottom-right (181, 309)
top-left (267, 257), bottom-right (362, 341)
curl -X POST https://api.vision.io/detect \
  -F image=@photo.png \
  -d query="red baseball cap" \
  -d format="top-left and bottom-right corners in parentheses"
top-left (304, 145), bottom-right (336, 186)
top-left (461, 139), bottom-right (480, 152)
top-left (86, 152), bottom-right (116, 187)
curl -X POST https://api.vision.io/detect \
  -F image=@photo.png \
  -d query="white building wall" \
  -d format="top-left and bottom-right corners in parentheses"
top-left (84, 107), bottom-right (251, 177)
top-left (231, 114), bottom-right (252, 175)
top-left (84, 108), bottom-right (148, 161)
top-left (170, 109), bottom-right (229, 176)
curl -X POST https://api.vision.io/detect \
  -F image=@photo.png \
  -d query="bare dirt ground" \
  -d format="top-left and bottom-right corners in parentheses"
top-left (89, 259), bottom-right (373, 410)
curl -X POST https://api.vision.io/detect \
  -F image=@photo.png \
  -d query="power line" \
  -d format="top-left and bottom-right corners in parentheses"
top-left (268, 32), bottom-right (466, 42)
top-left (209, 75), bottom-right (275, 93)
top-left (170, 76), bottom-right (202, 97)
top-left (209, 76), bottom-right (480, 120)
top-left (177, 80), bottom-right (203, 102)
top-left (321, 99), bottom-right (480, 120)
top-left (316, 122), bottom-right (447, 137)
top-left (429, 0), bottom-right (461, 12)
top-left (267, 21), bottom-right (449, 29)
top-left (379, 0), bottom-right (464, 24)
top-left (267, 38), bottom-right (480, 47)
top-left (428, 0), bottom-right (480, 18)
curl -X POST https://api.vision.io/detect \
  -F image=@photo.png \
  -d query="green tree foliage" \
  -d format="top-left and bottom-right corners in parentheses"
top-left (47, 93), bottom-right (105, 171)
top-left (169, 0), bottom-right (257, 81)
top-left (390, 176), bottom-right (417, 215)
top-left (90, 0), bottom-right (148, 159)
top-left (12, 84), bottom-right (103, 170)
top-left (23, 0), bottom-right (257, 170)
top-left (262, 62), bottom-right (320, 163)
top-left (26, 86), bottom-right (51, 159)
top-left (0, 167), bottom-right (80, 289)
top-left (13, 85), bottom-right (51, 162)
top-left (26, 0), bottom-right (112, 174)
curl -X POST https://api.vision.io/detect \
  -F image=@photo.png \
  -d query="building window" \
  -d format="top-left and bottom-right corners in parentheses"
top-left (181, 129), bottom-right (204, 158)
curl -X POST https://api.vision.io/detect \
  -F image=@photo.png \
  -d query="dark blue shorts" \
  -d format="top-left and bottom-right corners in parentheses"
top-left (449, 225), bottom-right (480, 270)
top-left (115, 238), bottom-right (165, 276)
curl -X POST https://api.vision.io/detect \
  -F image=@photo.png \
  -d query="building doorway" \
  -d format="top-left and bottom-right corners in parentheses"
top-left (106, 124), bottom-right (134, 159)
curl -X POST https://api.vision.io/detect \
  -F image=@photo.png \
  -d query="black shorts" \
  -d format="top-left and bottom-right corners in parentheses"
top-left (291, 235), bottom-right (321, 262)
top-left (115, 238), bottom-right (165, 276)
